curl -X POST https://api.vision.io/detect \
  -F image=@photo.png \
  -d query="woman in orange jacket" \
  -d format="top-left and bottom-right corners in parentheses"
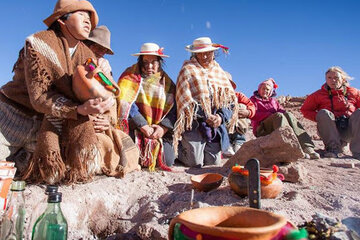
top-left (222, 72), bottom-right (255, 157)
top-left (301, 66), bottom-right (360, 158)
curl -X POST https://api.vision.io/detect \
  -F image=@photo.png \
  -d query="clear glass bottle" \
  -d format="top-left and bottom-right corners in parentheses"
top-left (26, 185), bottom-right (58, 240)
top-left (0, 180), bottom-right (26, 240)
top-left (31, 192), bottom-right (67, 240)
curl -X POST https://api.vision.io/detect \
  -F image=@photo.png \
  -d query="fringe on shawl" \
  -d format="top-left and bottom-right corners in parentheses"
top-left (173, 97), bottom-right (211, 155)
top-left (63, 143), bottom-right (100, 183)
top-left (22, 119), bottom-right (66, 184)
top-left (211, 85), bottom-right (239, 134)
top-left (24, 41), bottom-right (53, 93)
top-left (62, 117), bottom-right (100, 184)
top-left (173, 86), bottom-right (239, 155)
top-left (136, 131), bottom-right (171, 172)
top-left (23, 151), bottom-right (66, 184)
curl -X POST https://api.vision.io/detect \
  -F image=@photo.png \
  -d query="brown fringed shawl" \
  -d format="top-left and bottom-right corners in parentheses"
top-left (174, 58), bottom-right (239, 153)
top-left (21, 30), bottom-right (102, 184)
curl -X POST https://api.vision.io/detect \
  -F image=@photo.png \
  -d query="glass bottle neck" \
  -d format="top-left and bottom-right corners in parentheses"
top-left (7, 190), bottom-right (25, 203)
top-left (45, 202), bottom-right (62, 213)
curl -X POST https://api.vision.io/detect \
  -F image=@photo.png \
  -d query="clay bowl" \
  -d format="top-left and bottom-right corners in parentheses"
top-left (190, 173), bottom-right (223, 192)
top-left (169, 206), bottom-right (287, 240)
top-left (228, 171), bottom-right (283, 199)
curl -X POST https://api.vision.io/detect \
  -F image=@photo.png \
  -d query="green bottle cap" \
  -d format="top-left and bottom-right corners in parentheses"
top-left (11, 180), bottom-right (25, 191)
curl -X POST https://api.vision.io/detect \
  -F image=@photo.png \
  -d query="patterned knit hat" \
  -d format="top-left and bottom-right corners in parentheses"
top-left (258, 78), bottom-right (278, 95)
top-left (44, 0), bottom-right (99, 30)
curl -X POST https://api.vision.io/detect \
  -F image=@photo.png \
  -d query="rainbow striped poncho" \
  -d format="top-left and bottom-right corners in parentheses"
top-left (117, 64), bottom-right (175, 171)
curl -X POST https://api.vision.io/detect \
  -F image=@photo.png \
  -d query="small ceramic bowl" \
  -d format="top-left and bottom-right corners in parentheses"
top-left (191, 173), bottom-right (223, 192)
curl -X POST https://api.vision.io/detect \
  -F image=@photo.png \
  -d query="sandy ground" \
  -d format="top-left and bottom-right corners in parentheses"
top-left (18, 99), bottom-right (360, 239)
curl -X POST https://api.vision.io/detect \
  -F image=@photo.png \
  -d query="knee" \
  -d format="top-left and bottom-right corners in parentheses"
top-left (178, 146), bottom-right (203, 167)
top-left (164, 151), bottom-right (175, 167)
top-left (273, 112), bottom-right (286, 120)
top-left (349, 109), bottom-right (360, 124)
top-left (285, 111), bottom-right (294, 118)
top-left (273, 112), bottom-right (289, 125)
top-left (316, 109), bottom-right (334, 121)
top-left (351, 109), bottom-right (360, 118)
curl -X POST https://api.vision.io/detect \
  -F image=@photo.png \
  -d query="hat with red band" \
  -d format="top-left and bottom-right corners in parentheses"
top-left (132, 43), bottom-right (169, 58)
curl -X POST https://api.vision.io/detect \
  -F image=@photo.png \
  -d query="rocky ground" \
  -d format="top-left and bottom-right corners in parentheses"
top-left (20, 97), bottom-right (360, 239)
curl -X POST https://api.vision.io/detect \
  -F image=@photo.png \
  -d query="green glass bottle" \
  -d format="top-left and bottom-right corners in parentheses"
top-left (26, 185), bottom-right (59, 239)
top-left (0, 180), bottom-right (26, 240)
top-left (31, 192), bottom-right (68, 240)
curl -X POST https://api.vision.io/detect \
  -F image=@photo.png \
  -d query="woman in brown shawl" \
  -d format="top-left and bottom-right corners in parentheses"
top-left (0, 0), bottom-right (138, 184)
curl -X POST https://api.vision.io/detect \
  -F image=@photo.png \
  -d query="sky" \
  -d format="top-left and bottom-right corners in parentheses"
top-left (0, 0), bottom-right (359, 97)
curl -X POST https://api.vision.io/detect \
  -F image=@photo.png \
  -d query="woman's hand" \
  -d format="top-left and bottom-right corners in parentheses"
top-left (238, 109), bottom-right (250, 118)
top-left (206, 114), bottom-right (222, 128)
top-left (98, 57), bottom-right (112, 76)
top-left (90, 115), bottom-right (110, 133)
top-left (140, 125), bottom-right (154, 138)
top-left (77, 97), bottom-right (114, 116)
top-left (151, 124), bottom-right (167, 139)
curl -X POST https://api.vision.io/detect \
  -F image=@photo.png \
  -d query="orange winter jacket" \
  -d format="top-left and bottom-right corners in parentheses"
top-left (301, 84), bottom-right (360, 122)
top-left (235, 92), bottom-right (256, 118)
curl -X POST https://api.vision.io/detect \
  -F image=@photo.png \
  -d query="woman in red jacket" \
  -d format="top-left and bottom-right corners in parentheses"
top-left (301, 66), bottom-right (360, 159)
top-left (222, 72), bottom-right (255, 157)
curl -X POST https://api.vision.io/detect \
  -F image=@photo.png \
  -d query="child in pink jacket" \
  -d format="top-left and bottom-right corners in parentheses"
top-left (250, 78), bottom-right (320, 159)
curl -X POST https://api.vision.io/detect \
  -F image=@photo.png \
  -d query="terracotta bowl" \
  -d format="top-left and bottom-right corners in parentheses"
top-left (190, 173), bottom-right (223, 192)
top-left (169, 206), bottom-right (287, 240)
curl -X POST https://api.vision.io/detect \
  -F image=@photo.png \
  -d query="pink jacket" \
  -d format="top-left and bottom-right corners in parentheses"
top-left (250, 92), bottom-right (285, 136)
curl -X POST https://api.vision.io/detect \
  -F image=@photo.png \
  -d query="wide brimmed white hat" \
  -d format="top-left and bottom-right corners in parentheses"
top-left (132, 43), bottom-right (169, 58)
top-left (185, 37), bottom-right (229, 53)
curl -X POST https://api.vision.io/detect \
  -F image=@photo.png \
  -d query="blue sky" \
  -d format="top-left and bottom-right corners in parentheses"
top-left (1, 0), bottom-right (359, 97)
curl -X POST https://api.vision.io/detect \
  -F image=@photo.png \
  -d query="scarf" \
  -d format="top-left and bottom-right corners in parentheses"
top-left (21, 30), bottom-right (101, 184)
top-left (117, 64), bottom-right (175, 171)
top-left (174, 57), bottom-right (238, 153)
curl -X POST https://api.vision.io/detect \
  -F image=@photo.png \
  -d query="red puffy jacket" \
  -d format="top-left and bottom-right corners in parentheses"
top-left (235, 92), bottom-right (256, 119)
top-left (301, 84), bottom-right (360, 122)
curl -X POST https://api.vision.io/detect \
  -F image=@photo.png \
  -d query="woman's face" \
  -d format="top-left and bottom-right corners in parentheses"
top-left (259, 84), bottom-right (273, 99)
top-left (195, 51), bottom-right (214, 68)
top-left (326, 71), bottom-right (343, 90)
top-left (141, 55), bottom-right (160, 76)
top-left (61, 11), bottom-right (91, 40)
top-left (89, 43), bottom-right (108, 58)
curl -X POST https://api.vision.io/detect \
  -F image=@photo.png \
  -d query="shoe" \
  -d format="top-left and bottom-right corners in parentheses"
top-left (222, 146), bottom-right (235, 157)
top-left (323, 151), bottom-right (339, 158)
top-left (324, 143), bottom-right (341, 158)
top-left (233, 142), bottom-right (244, 153)
top-left (340, 140), bottom-right (348, 152)
top-left (303, 147), bottom-right (320, 159)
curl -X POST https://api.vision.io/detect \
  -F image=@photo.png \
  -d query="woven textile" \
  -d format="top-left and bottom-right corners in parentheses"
top-left (117, 64), bottom-right (175, 171)
top-left (174, 57), bottom-right (238, 153)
